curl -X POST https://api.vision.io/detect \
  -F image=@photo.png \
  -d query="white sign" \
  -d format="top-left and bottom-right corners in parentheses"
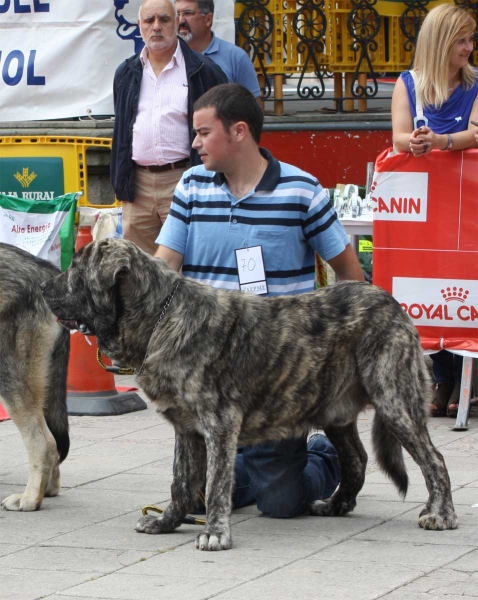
top-left (393, 277), bottom-right (478, 328)
top-left (0, 0), bottom-right (235, 122)
top-left (371, 171), bottom-right (429, 222)
top-left (235, 245), bottom-right (268, 295)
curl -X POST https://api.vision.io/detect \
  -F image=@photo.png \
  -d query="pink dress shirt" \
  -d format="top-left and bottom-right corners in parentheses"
top-left (132, 42), bottom-right (190, 166)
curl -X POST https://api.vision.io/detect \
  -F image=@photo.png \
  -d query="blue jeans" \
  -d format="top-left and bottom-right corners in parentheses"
top-left (232, 435), bottom-right (340, 518)
top-left (431, 350), bottom-right (463, 385)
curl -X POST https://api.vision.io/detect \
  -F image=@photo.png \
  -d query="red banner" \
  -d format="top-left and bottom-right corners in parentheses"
top-left (372, 148), bottom-right (478, 353)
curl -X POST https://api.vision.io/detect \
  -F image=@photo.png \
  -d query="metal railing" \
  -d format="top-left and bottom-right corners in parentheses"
top-left (235, 0), bottom-right (478, 113)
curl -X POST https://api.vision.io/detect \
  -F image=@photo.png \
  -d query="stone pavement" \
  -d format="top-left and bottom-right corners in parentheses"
top-left (1, 376), bottom-right (478, 600)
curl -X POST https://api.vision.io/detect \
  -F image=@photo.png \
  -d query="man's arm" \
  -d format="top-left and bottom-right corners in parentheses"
top-left (154, 245), bottom-right (184, 272)
top-left (326, 244), bottom-right (365, 282)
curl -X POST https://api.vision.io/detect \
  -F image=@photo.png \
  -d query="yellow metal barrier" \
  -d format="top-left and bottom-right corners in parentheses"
top-left (235, 0), bottom-right (456, 74)
top-left (235, 0), bottom-right (476, 110)
top-left (0, 136), bottom-right (119, 209)
top-left (327, 0), bottom-right (450, 73)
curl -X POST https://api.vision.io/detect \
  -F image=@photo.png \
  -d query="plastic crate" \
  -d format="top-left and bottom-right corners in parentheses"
top-left (0, 136), bottom-right (118, 209)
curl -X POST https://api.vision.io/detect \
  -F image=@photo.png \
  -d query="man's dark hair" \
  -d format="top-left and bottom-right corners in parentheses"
top-left (197, 0), bottom-right (214, 15)
top-left (194, 83), bottom-right (263, 144)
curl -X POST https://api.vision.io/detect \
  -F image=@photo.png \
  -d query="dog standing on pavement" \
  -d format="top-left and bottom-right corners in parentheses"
top-left (0, 243), bottom-right (70, 511)
top-left (42, 238), bottom-right (457, 550)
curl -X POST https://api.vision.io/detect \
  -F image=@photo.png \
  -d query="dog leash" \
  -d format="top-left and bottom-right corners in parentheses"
top-left (142, 490), bottom-right (207, 526)
top-left (96, 350), bottom-right (135, 376)
top-left (141, 505), bottom-right (206, 526)
top-left (95, 282), bottom-right (180, 377)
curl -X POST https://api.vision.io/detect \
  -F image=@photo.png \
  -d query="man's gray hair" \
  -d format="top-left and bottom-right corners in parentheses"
top-left (139, 0), bottom-right (178, 20)
top-left (196, 0), bottom-right (214, 15)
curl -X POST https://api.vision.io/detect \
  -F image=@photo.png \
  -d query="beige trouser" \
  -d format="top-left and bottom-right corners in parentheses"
top-left (122, 165), bottom-right (188, 256)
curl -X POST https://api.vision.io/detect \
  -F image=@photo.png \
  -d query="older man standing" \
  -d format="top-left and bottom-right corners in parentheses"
top-left (111, 0), bottom-right (227, 255)
top-left (176, 0), bottom-right (261, 100)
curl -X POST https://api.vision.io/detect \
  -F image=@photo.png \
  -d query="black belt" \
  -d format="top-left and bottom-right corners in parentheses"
top-left (135, 159), bottom-right (190, 173)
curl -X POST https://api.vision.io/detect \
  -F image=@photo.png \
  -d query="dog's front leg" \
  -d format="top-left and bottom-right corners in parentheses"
top-left (196, 423), bottom-right (240, 551)
top-left (135, 431), bottom-right (206, 535)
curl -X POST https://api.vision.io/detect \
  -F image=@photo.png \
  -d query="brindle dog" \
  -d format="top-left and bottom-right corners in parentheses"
top-left (42, 238), bottom-right (457, 550)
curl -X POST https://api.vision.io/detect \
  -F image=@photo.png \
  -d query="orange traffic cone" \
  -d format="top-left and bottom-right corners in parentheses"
top-left (65, 226), bottom-right (147, 416)
top-left (0, 401), bottom-right (10, 422)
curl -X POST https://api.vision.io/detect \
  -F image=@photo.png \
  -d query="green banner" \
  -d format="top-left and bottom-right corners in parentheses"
top-left (0, 157), bottom-right (64, 199)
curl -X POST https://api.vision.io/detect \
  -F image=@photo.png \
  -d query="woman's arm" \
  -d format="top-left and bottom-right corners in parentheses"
top-left (391, 76), bottom-right (415, 152)
top-left (391, 80), bottom-right (429, 156)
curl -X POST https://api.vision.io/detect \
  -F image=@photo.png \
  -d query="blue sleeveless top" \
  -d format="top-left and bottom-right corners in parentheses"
top-left (401, 69), bottom-right (478, 133)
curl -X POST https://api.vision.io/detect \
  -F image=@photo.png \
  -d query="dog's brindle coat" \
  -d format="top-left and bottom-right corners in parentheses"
top-left (42, 238), bottom-right (457, 549)
top-left (0, 243), bottom-right (70, 511)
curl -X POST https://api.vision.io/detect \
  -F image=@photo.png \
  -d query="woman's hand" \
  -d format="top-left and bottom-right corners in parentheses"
top-left (408, 127), bottom-right (431, 156)
top-left (409, 127), bottom-right (431, 156)
top-left (409, 126), bottom-right (448, 155)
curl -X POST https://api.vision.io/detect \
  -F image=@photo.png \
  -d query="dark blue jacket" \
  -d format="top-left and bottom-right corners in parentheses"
top-left (111, 37), bottom-right (227, 202)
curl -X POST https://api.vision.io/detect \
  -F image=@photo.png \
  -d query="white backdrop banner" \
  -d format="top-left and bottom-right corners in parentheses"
top-left (0, 0), bottom-right (235, 122)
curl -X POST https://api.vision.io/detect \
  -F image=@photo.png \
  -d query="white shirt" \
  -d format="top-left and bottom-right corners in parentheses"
top-left (132, 42), bottom-right (190, 166)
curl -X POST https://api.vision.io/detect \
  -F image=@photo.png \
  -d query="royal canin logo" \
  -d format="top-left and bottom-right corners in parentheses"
top-left (393, 278), bottom-right (478, 327)
top-left (371, 171), bottom-right (428, 222)
top-left (441, 287), bottom-right (469, 303)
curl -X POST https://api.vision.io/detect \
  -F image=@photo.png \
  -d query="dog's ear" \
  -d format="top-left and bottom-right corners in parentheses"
top-left (93, 240), bottom-right (132, 288)
top-left (106, 253), bottom-right (131, 286)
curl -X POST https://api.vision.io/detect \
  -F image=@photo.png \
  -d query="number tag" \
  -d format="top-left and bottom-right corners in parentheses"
top-left (234, 245), bottom-right (268, 295)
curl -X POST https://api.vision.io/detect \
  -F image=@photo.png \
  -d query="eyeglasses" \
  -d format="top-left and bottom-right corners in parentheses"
top-left (177, 10), bottom-right (205, 18)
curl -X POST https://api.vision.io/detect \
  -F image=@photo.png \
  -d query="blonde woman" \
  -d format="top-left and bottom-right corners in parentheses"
top-left (391, 4), bottom-right (478, 418)
top-left (392, 4), bottom-right (478, 157)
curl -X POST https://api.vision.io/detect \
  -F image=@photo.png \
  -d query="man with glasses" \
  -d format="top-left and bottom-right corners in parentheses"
top-left (176, 0), bottom-right (261, 101)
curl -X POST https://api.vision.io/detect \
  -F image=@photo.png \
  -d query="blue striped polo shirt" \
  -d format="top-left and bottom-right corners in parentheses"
top-left (157, 148), bottom-right (349, 295)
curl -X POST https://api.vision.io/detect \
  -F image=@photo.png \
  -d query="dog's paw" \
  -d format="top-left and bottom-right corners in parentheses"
top-left (1, 493), bottom-right (40, 512)
top-left (418, 511), bottom-right (458, 531)
top-left (309, 497), bottom-right (356, 517)
top-left (135, 514), bottom-right (175, 534)
top-left (196, 530), bottom-right (232, 551)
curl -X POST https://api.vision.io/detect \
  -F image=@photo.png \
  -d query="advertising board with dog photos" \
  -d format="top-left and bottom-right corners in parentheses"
top-left (372, 148), bottom-right (478, 355)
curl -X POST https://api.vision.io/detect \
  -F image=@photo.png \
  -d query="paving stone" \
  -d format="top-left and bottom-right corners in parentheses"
top-left (0, 567), bottom-right (89, 600)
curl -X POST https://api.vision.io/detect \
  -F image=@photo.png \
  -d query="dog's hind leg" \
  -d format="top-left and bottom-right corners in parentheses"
top-left (361, 322), bottom-right (456, 530)
top-left (309, 421), bottom-right (367, 517)
top-left (372, 409), bottom-right (457, 530)
top-left (136, 431), bottom-right (207, 535)
top-left (43, 326), bottom-right (70, 497)
top-left (1, 318), bottom-right (65, 511)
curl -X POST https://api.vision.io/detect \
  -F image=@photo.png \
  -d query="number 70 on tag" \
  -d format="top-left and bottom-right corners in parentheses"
top-left (234, 245), bottom-right (268, 295)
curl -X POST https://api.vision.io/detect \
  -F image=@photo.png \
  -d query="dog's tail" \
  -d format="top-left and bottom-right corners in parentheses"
top-left (372, 412), bottom-right (408, 498)
top-left (44, 327), bottom-right (70, 464)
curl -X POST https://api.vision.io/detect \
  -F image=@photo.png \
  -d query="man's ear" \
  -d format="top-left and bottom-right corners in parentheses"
top-left (233, 121), bottom-right (248, 141)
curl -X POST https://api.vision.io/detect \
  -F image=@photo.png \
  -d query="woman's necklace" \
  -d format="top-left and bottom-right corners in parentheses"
top-left (448, 79), bottom-right (460, 93)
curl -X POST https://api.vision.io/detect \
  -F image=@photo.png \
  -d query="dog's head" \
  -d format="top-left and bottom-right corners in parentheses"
top-left (42, 238), bottom-right (146, 344)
